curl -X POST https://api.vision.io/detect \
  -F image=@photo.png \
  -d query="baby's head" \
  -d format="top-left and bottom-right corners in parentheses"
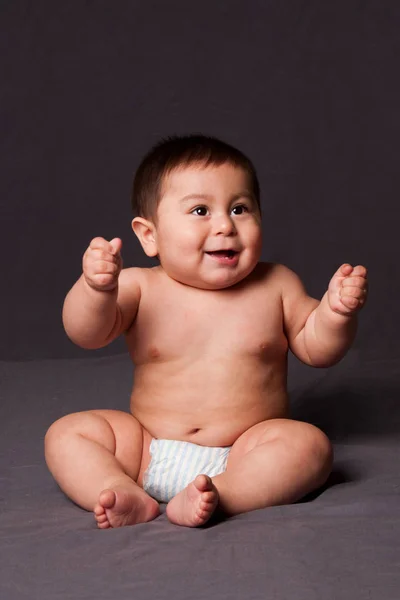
top-left (131, 134), bottom-right (263, 289)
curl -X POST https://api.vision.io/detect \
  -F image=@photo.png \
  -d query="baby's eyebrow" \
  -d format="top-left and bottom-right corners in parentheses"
top-left (180, 194), bottom-right (212, 203)
top-left (180, 192), bottom-right (254, 204)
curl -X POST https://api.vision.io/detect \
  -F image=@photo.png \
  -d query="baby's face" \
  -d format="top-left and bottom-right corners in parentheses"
top-left (152, 163), bottom-right (262, 289)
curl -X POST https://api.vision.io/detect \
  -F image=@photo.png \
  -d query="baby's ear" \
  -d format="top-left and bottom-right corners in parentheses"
top-left (131, 217), bottom-right (158, 257)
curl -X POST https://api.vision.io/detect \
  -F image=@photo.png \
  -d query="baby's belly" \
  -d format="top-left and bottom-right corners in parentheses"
top-left (130, 361), bottom-right (289, 447)
top-left (133, 402), bottom-right (289, 447)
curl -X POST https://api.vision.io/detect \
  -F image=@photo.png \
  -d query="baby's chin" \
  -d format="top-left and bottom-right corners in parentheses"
top-left (164, 264), bottom-right (258, 290)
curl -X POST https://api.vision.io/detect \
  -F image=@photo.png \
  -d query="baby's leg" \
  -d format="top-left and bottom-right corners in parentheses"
top-left (211, 419), bottom-right (333, 516)
top-left (45, 410), bottom-right (159, 528)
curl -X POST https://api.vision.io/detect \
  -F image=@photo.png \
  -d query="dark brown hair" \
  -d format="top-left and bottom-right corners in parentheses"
top-left (131, 134), bottom-right (260, 221)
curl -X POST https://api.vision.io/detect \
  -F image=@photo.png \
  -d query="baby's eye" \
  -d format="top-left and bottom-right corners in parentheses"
top-left (231, 204), bottom-right (248, 215)
top-left (192, 206), bottom-right (208, 216)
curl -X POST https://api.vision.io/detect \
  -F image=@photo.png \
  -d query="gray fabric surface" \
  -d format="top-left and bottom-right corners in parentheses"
top-left (1, 352), bottom-right (399, 599)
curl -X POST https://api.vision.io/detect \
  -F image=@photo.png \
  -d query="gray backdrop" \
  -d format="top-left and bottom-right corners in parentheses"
top-left (1, 0), bottom-right (399, 361)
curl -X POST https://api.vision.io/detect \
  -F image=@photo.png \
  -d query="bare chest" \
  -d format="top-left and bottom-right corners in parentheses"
top-left (126, 268), bottom-right (287, 365)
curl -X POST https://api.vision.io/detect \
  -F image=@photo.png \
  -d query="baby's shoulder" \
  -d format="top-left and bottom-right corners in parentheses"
top-left (119, 264), bottom-right (162, 292)
top-left (251, 262), bottom-right (307, 300)
top-left (120, 264), bottom-right (159, 277)
top-left (253, 261), bottom-right (298, 284)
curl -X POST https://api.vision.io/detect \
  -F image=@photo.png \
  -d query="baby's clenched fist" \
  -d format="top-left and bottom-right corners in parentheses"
top-left (83, 237), bottom-right (123, 291)
top-left (327, 263), bottom-right (368, 317)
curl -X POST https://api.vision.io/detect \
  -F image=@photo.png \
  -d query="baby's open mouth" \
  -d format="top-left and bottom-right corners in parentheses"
top-left (206, 250), bottom-right (238, 257)
top-left (205, 250), bottom-right (240, 265)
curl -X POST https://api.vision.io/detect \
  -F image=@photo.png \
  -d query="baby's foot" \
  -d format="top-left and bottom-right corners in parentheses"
top-left (94, 483), bottom-right (160, 529)
top-left (166, 474), bottom-right (219, 527)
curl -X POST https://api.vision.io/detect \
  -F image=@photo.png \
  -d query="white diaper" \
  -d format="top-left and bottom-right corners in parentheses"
top-left (143, 439), bottom-right (231, 503)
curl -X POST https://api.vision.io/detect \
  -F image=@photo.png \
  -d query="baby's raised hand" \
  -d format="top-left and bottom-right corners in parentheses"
top-left (83, 237), bottom-right (123, 291)
top-left (327, 264), bottom-right (368, 317)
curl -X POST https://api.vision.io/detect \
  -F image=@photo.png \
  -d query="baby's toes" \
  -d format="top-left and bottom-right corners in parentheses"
top-left (194, 505), bottom-right (208, 520)
top-left (94, 503), bottom-right (104, 516)
top-left (201, 500), bottom-right (214, 513)
top-left (199, 499), bottom-right (211, 512)
top-left (97, 519), bottom-right (111, 529)
top-left (202, 490), bottom-right (216, 504)
top-left (95, 512), bottom-right (108, 523)
top-left (200, 493), bottom-right (217, 513)
top-left (94, 505), bottom-right (110, 528)
top-left (95, 514), bottom-right (111, 529)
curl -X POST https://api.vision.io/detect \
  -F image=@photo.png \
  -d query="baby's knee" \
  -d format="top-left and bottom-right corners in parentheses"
top-left (301, 424), bottom-right (333, 483)
top-left (44, 411), bottom-right (115, 457)
top-left (45, 413), bottom-right (78, 458)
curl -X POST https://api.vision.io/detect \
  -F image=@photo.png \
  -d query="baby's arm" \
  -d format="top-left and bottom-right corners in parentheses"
top-left (281, 264), bottom-right (368, 367)
top-left (62, 237), bottom-right (140, 349)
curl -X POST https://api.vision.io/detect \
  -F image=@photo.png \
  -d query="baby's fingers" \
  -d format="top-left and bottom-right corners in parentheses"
top-left (339, 295), bottom-right (362, 311)
top-left (87, 248), bottom-right (117, 264)
top-left (339, 284), bottom-right (367, 313)
top-left (341, 276), bottom-right (368, 290)
top-left (89, 237), bottom-right (122, 257)
top-left (340, 285), bottom-right (366, 300)
top-left (109, 237), bottom-right (122, 256)
top-left (93, 259), bottom-right (120, 277)
top-left (89, 237), bottom-right (113, 252)
top-left (83, 237), bottom-right (122, 291)
top-left (350, 265), bottom-right (367, 278)
top-left (91, 271), bottom-right (119, 289)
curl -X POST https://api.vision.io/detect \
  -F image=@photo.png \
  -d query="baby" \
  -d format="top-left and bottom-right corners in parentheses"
top-left (45, 134), bottom-right (368, 528)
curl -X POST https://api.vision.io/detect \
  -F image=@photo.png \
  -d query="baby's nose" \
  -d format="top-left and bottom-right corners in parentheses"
top-left (213, 214), bottom-right (236, 235)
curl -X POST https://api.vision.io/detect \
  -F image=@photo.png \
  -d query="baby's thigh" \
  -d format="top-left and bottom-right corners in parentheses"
top-left (90, 409), bottom-right (150, 480)
top-left (46, 409), bottom-right (149, 482)
top-left (227, 418), bottom-right (333, 472)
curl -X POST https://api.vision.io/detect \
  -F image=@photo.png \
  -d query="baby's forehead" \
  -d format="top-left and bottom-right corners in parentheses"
top-left (161, 162), bottom-right (250, 193)
top-left (168, 161), bottom-right (246, 177)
